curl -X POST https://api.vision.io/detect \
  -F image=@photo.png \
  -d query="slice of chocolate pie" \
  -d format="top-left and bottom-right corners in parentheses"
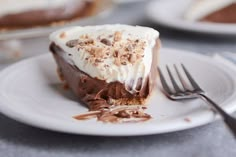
top-left (0, 0), bottom-right (97, 29)
top-left (185, 0), bottom-right (236, 23)
top-left (50, 24), bottom-right (160, 112)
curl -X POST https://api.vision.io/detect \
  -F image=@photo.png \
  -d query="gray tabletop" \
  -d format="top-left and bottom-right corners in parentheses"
top-left (1, 2), bottom-right (236, 157)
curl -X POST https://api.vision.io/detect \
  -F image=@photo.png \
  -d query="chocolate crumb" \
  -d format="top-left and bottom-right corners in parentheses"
top-left (113, 50), bottom-right (119, 57)
top-left (126, 45), bottom-right (132, 51)
top-left (114, 31), bottom-right (122, 42)
top-left (100, 38), bottom-right (112, 46)
top-left (115, 111), bottom-right (131, 118)
top-left (114, 58), bottom-right (121, 66)
top-left (95, 48), bottom-right (103, 57)
top-left (78, 42), bottom-right (85, 46)
top-left (59, 32), bottom-right (66, 38)
top-left (95, 59), bottom-right (103, 63)
top-left (66, 39), bottom-right (79, 48)
top-left (184, 117), bottom-right (191, 122)
top-left (129, 54), bottom-right (136, 64)
top-left (121, 62), bottom-right (127, 65)
top-left (104, 64), bottom-right (109, 68)
top-left (84, 39), bottom-right (94, 45)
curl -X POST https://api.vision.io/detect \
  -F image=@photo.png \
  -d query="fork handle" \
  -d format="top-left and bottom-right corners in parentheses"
top-left (198, 93), bottom-right (236, 138)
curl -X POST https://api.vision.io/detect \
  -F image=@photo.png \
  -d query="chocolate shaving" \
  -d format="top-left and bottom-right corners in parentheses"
top-left (73, 105), bottom-right (151, 123)
top-left (73, 111), bottom-right (101, 120)
top-left (128, 54), bottom-right (136, 64)
top-left (115, 110), bottom-right (131, 118)
top-left (84, 39), bottom-right (94, 45)
top-left (113, 50), bottom-right (119, 58)
top-left (126, 45), bottom-right (132, 51)
top-left (121, 61), bottom-right (127, 65)
top-left (114, 58), bottom-right (121, 66)
top-left (114, 31), bottom-right (122, 42)
top-left (95, 59), bottom-right (103, 63)
top-left (184, 117), bottom-right (191, 123)
top-left (100, 38), bottom-right (112, 46)
top-left (66, 39), bottom-right (79, 48)
top-left (60, 32), bottom-right (66, 39)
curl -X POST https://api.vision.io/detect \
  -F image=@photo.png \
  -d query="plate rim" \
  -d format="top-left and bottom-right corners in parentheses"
top-left (0, 48), bottom-right (236, 136)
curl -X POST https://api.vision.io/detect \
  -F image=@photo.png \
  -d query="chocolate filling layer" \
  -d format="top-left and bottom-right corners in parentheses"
top-left (0, 1), bottom-right (95, 29)
top-left (200, 3), bottom-right (236, 23)
top-left (50, 40), bottom-right (159, 111)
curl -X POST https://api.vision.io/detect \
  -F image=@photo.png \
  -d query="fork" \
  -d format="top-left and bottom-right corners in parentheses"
top-left (158, 64), bottom-right (236, 137)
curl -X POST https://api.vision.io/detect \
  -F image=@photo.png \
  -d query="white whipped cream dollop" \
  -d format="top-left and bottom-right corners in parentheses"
top-left (185, 0), bottom-right (236, 21)
top-left (50, 24), bottom-right (159, 93)
top-left (0, 0), bottom-right (86, 17)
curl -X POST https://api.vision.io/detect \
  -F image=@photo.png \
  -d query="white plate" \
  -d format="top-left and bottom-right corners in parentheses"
top-left (146, 0), bottom-right (236, 35)
top-left (0, 48), bottom-right (236, 136)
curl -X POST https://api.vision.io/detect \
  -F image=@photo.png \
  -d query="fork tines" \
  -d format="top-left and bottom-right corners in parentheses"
top-left (158, 64), bottom-right (203, 94)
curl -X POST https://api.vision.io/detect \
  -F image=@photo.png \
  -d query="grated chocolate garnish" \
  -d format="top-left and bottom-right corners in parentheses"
top-left (100, 38), bottom-right (112, 46)
top-left (114, 31), bottom-right (122, 42)
top-left (184, 117), bottom-right (191, 123)
top-left (60, 32), bottom-right (66, 39)
top-left (65, 32), bottom-right (147, 67)
top-left (73, 105), bottom-right (151, 123)
top-left (66, 39), bottom-right (79, 48)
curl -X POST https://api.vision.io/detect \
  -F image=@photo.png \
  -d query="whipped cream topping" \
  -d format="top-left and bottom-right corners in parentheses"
top-left (184, 0), bottom-right (236, 21)
top-left (50, 24), bottom-right (159, 93)
top-left (0, 0), bottom-right (86, 17)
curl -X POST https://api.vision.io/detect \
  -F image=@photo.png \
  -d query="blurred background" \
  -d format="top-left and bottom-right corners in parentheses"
top-left (0, 0), bottom-right (236, 157)
top-left (0, 0), bottom-right (235, 67)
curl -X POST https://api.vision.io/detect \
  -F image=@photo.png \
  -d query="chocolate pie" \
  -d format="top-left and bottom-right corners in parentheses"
top-left (0, 0), bottom-right (97, 29)
top-left (185, 0), bottom-right (236, 23)
top-left (49, 25), bottom-right (160, 121)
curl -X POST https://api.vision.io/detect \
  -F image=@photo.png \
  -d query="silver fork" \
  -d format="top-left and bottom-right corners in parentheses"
top-left (158, 64), bottom-right (236, 137)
